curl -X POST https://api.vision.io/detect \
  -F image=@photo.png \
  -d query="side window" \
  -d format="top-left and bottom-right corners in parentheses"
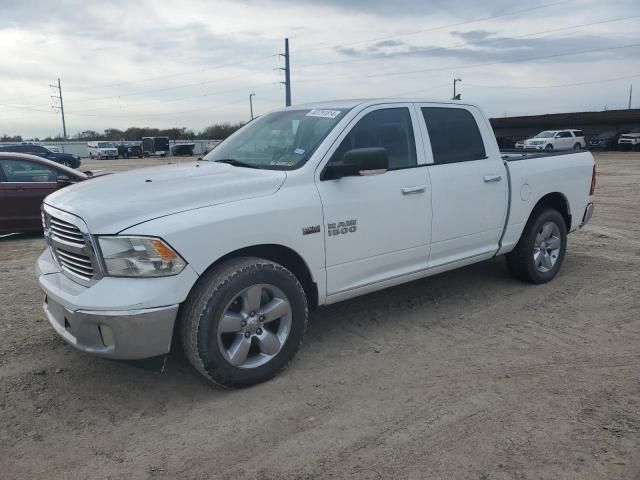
top-left (573, 130), bottom-right (584, 137)
top-left (0, 159), bottom-right (58, 182)
top-left (557, 132), bottom-right (571, 138)
top-left (421, 107), bottom-right (486, 164)
top-left (330, 108), bottom-right (417, 170)
top-left (27, 145), bottom-right (48, 153)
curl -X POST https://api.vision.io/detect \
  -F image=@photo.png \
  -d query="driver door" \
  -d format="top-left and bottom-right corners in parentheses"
top-left (315, 105), bottom-right (432, 299)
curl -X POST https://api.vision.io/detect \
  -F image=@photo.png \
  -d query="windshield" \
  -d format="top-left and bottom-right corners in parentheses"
top-left (98, 142), bottom-right (116, 148)
top-left (534, 131), bottom-right (555, 138)
top-left (203, 108), bottom-right (348, 169)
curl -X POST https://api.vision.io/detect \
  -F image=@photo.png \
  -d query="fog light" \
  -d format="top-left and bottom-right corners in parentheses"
top-left (99, 325), bottom-right (115, 348)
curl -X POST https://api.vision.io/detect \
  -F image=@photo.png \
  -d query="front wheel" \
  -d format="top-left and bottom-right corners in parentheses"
top-left (506, 208), bottom-right (567, 284)
top-left (545, 144), bottom-right (554, 151)
top-left (180, 257), bottom-right (308, 388)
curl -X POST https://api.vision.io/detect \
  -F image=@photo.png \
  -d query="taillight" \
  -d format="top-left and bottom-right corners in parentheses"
top-left (589, 164), bottom-right (596, 196)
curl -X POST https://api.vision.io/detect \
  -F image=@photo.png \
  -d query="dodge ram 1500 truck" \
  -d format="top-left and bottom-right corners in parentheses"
top-left (36, 99), bottom-right (596, 387)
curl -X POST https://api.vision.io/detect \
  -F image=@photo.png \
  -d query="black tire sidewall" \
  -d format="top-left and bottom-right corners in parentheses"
top-left (195, 262), bottom-right (307, 387)
top-left (522, 209), bottom-right (567, 284)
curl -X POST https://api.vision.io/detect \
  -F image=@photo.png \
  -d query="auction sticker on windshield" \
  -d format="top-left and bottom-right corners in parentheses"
top-left (306, 109), bottom-right (342, 119)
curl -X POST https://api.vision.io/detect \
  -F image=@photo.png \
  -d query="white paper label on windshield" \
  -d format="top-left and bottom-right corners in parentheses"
top-left (305, 109), bottom-right (341, 119)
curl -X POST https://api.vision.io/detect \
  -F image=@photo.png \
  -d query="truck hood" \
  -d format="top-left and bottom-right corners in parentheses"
top-left (45, 161), bottom-right (287, 233)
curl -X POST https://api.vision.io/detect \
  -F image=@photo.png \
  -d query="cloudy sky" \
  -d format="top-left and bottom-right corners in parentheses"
top-left (1, 0), bottom-right (638, 138)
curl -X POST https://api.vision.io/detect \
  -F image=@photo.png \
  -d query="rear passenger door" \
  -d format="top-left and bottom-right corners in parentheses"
top-left (416, 105), bottom-right (507, 268)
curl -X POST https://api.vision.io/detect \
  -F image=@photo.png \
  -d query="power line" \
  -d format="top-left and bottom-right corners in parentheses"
top-left (293, 0), bottom-right (572, 55)
top-left (295, 14), bottom-right (640, 71)
top-left (464, 73), bottom-right (640, 90)
top-left (0, 2), bottom-right (569, 107)
top-left (295, 42), bottom-right (640, 85)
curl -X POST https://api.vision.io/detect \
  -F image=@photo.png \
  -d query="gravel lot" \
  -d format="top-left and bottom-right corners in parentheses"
top-left (1, 152), bottom-right (639, 479)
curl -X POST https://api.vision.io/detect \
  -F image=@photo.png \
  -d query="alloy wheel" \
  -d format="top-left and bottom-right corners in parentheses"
top-left (216, 284), bottom-right (292, 369)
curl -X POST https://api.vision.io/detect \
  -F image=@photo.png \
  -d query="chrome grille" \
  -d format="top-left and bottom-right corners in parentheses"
top-left (49, 217), bottom-right (85, 247)
top-left (55, 248), bottom-right (94, 279)
top-left (43, 206), bottom-right (100, 284)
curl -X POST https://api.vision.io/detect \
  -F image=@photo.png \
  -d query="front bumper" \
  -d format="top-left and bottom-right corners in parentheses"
top-left (43, 295), bottom-right (177, 359)
top-left (36, 247), bottom-right (198, 359)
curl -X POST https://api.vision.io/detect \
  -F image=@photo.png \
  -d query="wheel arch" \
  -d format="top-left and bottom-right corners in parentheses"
top-left (528, 192), bottom-right (572, 231)
top-left (200, 244), bottom-right (319, 310)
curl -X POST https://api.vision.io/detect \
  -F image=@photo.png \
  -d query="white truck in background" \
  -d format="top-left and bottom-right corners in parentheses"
top-left (37, 99), bottom-right (595, 387)
top-left (523, 129), bottom-right (586, 151)
top-left (87, 141), bottom-right (119, 160)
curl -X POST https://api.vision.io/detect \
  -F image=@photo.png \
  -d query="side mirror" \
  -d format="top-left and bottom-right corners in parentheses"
top-left (56, 175), bottom-right (73, 187)
top-left (323, 147), bottom-right (389, 180)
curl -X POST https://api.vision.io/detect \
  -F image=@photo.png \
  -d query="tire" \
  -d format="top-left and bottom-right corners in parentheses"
top-left (506, 208), bottom-right (567, 284)
top-left (98, 153), bottom-right (102, 160)
top-left (61, 160), bottom-right (71, 167)
top-left (89, 152), bottom-right (93, 159)
top-left (545, 144), bottom-right (554, 151)
top-left (181, 257), bottom-right (308, 388)
top-left (573, 143), bottom-right (581, 150)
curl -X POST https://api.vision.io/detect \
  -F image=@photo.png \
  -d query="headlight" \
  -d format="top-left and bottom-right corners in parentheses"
top-left (97, 236), bottom-right (186, 277)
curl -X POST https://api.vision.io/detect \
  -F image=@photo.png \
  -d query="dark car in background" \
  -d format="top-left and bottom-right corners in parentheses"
top-left (116, 143), bottom-right (143, 159)
top-left (171, 143), bottom-right (195, 156)
top-left (0, 144), bottom-right (81, 168)
top-left (588, 131), bottom-right (625, 150)
top-left (142, 136), bottom-right (170, 157)
top-left (0, 152), bottom-right (87, 234)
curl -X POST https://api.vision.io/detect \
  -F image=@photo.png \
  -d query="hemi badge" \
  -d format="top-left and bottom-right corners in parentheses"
top-left (302, 225), bottom-right (321, 236)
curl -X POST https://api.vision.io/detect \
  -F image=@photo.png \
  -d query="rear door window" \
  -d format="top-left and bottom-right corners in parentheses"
top-left (421, 107), bottom-right (486, 164)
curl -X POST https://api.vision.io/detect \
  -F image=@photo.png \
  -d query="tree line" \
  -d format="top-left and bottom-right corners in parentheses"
top-left (1, 122), bottom-right (245, 143)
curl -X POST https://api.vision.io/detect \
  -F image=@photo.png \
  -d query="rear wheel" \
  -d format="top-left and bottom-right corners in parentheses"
top-left (573, 143), bottom-right (581, 150)
top-left (181, 257), bottom-right (308, 388)
top-left (506, 208), bottom-right (567, 284)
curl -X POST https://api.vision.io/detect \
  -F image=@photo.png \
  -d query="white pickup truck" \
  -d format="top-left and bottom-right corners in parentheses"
top-left (36, 99), bottom-right (595, 387)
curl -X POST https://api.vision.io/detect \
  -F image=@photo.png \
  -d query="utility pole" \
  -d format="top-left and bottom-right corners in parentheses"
top-left (279, 38), bottom-right (292, 107)
top-left (50, 78), bottom-right (67, 139)
top-left (629, 83), bottom-right (633, 110)
top-left (452, 78), bottom-right (462, 100)
top-left (249, 93), bottom-right (256, 120)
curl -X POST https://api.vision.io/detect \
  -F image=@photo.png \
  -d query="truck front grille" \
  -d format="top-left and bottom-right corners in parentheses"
top-left (49, 216), bottom-right (85, 247)
top-left (43, 206), bottom-right (101, 284)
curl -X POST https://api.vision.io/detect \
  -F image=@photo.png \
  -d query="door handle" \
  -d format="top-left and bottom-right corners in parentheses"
top-left (483, 175), bottom-right (502, 183)
top-left (401, 185), bottom-right (426, 195)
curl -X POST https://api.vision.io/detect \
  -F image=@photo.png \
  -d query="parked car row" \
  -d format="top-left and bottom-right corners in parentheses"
top-left (0, 144), bottom-right (81, 168)
top-left (510, 128), bottom-right (640, 152)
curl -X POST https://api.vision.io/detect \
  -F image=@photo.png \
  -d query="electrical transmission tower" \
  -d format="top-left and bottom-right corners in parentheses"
top-left (279, 38), bottom-right (292, 107)
top-left (50, 78), bottom-right (67, 139)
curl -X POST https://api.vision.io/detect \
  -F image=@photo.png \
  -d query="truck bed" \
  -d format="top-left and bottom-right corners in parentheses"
top-left (500, 149), bottom-right (586, 162)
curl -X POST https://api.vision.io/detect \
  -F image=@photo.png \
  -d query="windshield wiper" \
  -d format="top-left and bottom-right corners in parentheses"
top-left (213, 158), bottom-right (260, 169)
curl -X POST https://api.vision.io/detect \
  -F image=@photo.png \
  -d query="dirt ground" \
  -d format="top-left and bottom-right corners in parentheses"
top-left (1, 152), bottom-right (639, 480)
